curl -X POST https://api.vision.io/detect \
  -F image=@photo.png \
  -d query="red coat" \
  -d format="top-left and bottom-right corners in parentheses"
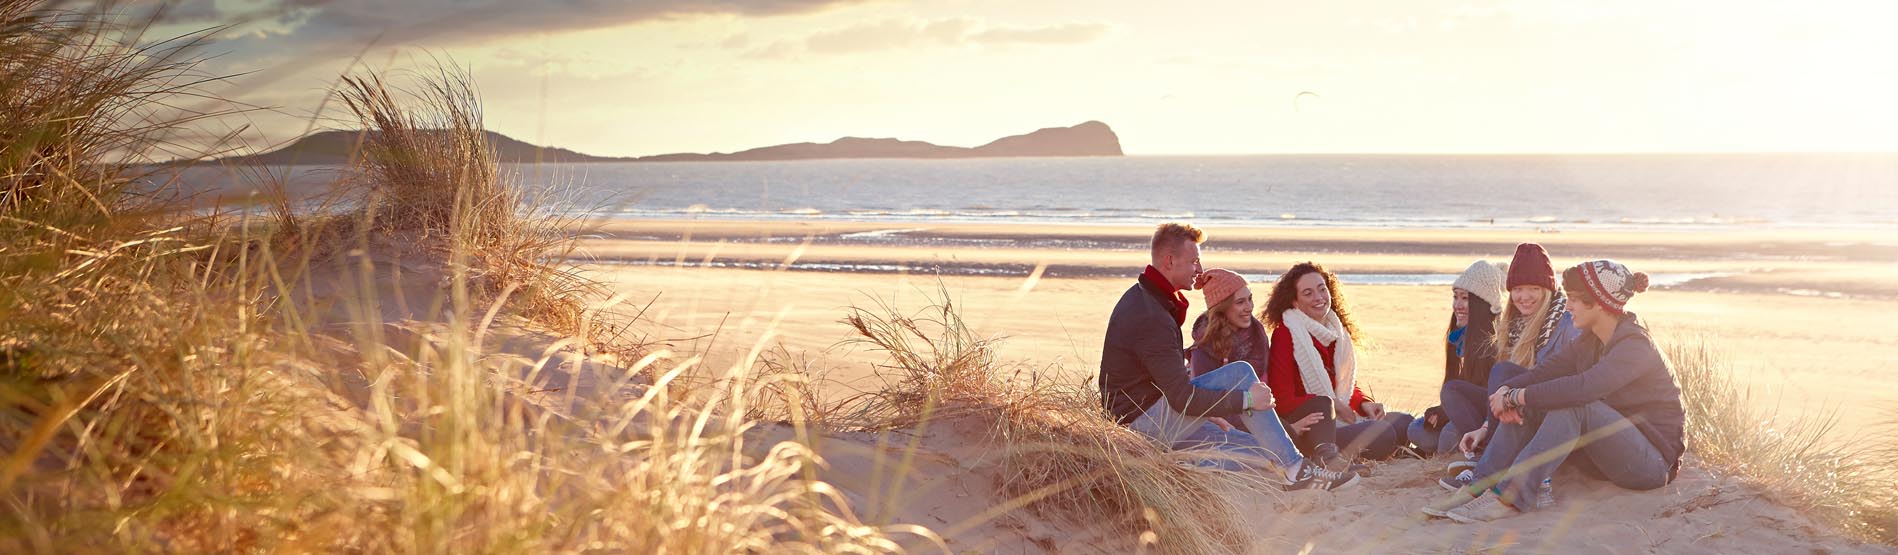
top-left (1266, 324), bottom-right (1372, 420)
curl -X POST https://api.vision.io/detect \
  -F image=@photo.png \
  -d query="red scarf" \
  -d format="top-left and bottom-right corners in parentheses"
top-left (1141, 265), bottom-right (1190, 326)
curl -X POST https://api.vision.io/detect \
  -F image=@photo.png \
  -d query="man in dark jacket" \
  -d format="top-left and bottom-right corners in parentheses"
top-left (1100, 223), bottom-right (1356, 490)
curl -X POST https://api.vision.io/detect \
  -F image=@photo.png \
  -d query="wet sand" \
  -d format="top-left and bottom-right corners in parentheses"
top-left (585, 219), bottom-right (1898, 431)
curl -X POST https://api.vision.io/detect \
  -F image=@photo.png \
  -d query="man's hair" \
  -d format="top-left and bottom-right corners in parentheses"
top-left (1150, 223), bottom-right (1205, 257)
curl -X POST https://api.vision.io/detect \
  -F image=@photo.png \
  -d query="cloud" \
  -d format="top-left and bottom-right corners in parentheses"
top-left (489, 48), bottom-right (647, 80)
top-left (757, 17), bottom-right (1109, 56)
top-left (163, 0), bottom-right (224, 23)
top-left (226, 0), bottom-right (862, 56)
top-left (969, 22), bottom-right (1109, 44)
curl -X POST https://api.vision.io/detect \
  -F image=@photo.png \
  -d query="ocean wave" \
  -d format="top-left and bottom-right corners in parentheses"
top-left (578, 205), bottom-right (1898, 232)
top-left (838, 228), bottom-right (926, 240)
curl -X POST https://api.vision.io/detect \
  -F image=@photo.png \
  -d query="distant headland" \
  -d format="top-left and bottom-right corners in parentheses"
top-left (197, 121), bottom-right (1123, 165)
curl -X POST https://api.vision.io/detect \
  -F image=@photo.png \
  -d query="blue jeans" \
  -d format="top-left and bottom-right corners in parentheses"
top-left (1476, 401), bottom-right (1671, 510)
top-left (1128, 361), bottom-right (1304, 472)
top-left (1407, 417), bottom-right (1459, 457)
top-left (1440, 360), bottom-right (1531, 457)
top-left (1339, 412), bottom-right (1415, 460)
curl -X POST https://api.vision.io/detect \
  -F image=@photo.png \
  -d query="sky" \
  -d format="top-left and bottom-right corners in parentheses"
top-left (162, 0), bottom-right (1898, 156)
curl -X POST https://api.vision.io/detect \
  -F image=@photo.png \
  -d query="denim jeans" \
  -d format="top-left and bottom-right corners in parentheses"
top-left (1475, 401), bottom-right (1671, 510)
top-left (1338, 412), bottom-right (1415, 460)
top-left (1439, 360), bottom-right (1531, 458)
top-left (1407, 417), bottom-right (1460, 457)
top-left (1128, 361), bottom-right (1304, 471)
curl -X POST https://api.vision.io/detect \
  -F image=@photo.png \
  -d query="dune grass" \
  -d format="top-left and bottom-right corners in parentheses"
top-left (0, 3), bottom-right (935, 553)
top-left (10, 2), bottom-right (1898, 554)
top-left (1668, 336), bottom-right (1898, 544)
top-left (806, 287), bottom-right (1262, 554)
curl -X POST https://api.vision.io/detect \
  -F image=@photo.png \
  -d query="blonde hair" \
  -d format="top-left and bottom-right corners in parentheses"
top-left (1150, 222), bottom-right (1204, 257)
top-left (1491, 286), bottom-right (1556, 367)
top-left (1196, 296), bottom-right (1242, 364)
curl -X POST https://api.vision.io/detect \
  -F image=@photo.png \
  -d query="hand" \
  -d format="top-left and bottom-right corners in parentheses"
top-left (1289, 412), bottom-right (1324, 435)
top-left (1334, 398), bottom-right (1359, 425)
top-left (1248, 382), bottom-right (1274, 411)
top-left (1458, 427), bottom-right (1490, 455)
top-left (1208, 417), bottom-right (1234, 432)
top-left (1497, 407), bottom-right (1524, 425)
top-left (1362, 402), bottom-right (1386, 420)
top-left (1489, 388), bottom-right (1512, 418)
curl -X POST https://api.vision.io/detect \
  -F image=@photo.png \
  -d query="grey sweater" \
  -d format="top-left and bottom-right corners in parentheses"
top-left (1501, 312), bottom-right (1687, 471)
top-left (1100, 276), bottom-right (1246, 425)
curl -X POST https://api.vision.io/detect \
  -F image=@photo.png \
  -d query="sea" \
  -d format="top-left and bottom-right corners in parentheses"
top-left (543, 153), bottom-right (1898, 231)
top-left (183, 153), bottom-right (1898, 231)
top-left (165, 153), bottom-right (1897, 286)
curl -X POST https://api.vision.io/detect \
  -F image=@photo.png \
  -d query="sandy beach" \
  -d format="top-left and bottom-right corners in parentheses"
top-left (585, 218), bottom-right (1898, 431)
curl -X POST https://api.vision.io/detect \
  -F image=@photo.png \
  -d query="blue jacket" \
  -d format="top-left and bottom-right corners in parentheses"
top-left (1533, 311), bottom-right (1582, 366)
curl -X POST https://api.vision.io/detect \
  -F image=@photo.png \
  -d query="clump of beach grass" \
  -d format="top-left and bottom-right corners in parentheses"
top-left (1, 3), bottom-right (939, 553)
top-left (1, 2), bottom-right (379, 551)
top-left (821, 287), bottom-right (1260, 555)
top-left (1669, 336), bottom-right (1898, 544)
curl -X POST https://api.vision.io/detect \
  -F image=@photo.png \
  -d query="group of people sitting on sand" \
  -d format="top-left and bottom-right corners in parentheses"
top-left (1099, 223), bottom-right (1685, 523)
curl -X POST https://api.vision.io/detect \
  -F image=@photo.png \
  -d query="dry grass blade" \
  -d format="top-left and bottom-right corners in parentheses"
top-left (1668, 335), bottom-right (1898, 544)
top-left (765, 285), bottom-right (1262, 554)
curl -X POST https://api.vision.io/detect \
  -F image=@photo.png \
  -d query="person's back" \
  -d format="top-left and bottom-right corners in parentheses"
top-left (1100, 278), bottom-right (1183, 424)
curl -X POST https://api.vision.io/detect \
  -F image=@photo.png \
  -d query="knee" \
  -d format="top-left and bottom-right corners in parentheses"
top-left (1296, 396), bottom-right (1335, 417)
top-left (1487, 361), bottom-right (1528, 387)
top-left (1214, 360), bottom-right (1254, 377)
top-left (1541, 405), bottom-right (1587, 425)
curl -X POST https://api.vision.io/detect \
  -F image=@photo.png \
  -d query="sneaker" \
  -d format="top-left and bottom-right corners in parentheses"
top-left (1419, 487), bottom-right (1481, 518)
top-left (1286, 460), bottom-right (1361, 492)
top-left (1438, 469), bottom-right (1477, 492)
top-left (1314, 452), bottom-right (1365, 476)
top-left (1446, 452), bottom-right (1478, 473)
top-left (1445, 493), bottom-right (1521, 523)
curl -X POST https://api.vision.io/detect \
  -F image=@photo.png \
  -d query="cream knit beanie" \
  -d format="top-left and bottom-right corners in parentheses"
top-left (1451, 260), bottom-right (1505, 314)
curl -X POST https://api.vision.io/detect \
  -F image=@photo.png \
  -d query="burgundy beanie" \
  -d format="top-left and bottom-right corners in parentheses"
top-left (1507, 243), bottom-right (1557, 291)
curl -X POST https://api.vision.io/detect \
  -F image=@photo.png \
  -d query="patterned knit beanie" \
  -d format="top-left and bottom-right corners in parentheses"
top-left (1195, 268), bottom-right (1249, 309)
top-left (1507, 243), bottom-right (1558, 292)
top-left (1451, 260), bottom-right (1505, 314)
top-left (1562, 259), bottom-right (1650, 313)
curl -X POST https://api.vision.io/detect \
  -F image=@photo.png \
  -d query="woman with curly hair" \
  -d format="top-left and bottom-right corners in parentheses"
top-left (1262, 262), bottom-right (1416, 463)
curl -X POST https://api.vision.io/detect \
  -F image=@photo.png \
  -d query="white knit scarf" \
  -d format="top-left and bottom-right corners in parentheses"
top-left (1280, 307), bottom-right (1356, 406)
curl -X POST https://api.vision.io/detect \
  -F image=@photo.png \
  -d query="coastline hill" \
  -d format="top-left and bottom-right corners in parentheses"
top-left (638, 120), bottom-right (1123, 161)
top-left (200, 121), bottom-right (1123, 165)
